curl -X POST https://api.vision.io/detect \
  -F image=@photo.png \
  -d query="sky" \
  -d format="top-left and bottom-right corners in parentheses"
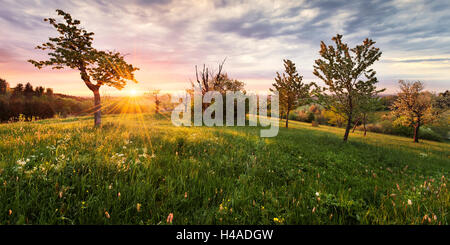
top-left (0, 0), bottom-right (449, 96)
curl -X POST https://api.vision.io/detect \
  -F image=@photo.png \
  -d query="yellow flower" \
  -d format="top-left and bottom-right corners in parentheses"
top-left (273, 217), bottom-right (279, 222)
top-left (136, 203), bottom-right (141, 212)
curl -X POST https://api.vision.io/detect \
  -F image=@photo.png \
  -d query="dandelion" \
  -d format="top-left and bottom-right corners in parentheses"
top-left (105, 211), bottom-right (110, 219)
top-left (167, 213), bottom-right (174, 224)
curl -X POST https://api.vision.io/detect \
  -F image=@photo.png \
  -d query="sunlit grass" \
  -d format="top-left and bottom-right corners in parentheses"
top-left (0, 114), bottom-right (448, 224)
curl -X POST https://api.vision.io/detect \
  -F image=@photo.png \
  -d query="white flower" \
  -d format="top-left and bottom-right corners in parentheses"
top-left (408, 199), bottom-right (412, 205)
top-left (16, 159), bottom-right (26, 166)
top-left (315, 192), bottom-right (320, 197)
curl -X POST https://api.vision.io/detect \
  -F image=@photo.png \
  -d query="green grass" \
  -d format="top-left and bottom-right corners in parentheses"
top-left (0, 114), bottom-right (448, 225)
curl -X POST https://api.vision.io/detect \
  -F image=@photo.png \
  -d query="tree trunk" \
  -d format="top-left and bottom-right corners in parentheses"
top-left (285, 110), bottom-right (289, 128)
top-left (352, 117), bottom-right (361, 133)
top-left (413, 122), bottom-right (420, 143)
top-left (93, 88), bottom-right (102, 127)
top-left (343, 114), bottom-right (352, 142)
top-left (363, 115), bottom-right (367, 136)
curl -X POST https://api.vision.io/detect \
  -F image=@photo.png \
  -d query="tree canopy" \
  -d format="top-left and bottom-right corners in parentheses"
top-left (313, 34), bottom-right (383, 141)
top-left (28, 9), bottom-right (139, 126)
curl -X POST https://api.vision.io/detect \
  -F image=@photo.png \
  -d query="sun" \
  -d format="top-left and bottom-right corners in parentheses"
top-left (128, 89), bottom-right (138, 97)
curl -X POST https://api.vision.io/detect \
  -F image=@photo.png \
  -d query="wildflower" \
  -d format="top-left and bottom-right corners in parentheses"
top-left (433, 214), bottom-right (437, 221)
top-left (315, 192), bottom-right (320, 197)
top-left (108, 184), bottom-right (112, 190)
top-left (407, 199), bottom-right (412, 206)
top-left (16, 159), bottom-right (26, 166)
top-left (59, 191), bottom-right (63, 199)
top-left (8, 209), bottom-right (12, 216)
top-left (273, 218), bottom-right (279, 223)
top-left (184, 192), bottom-right (188, 199)
top-left (312, 207), bottom-right (316, 213)
top-left (105, 211), bottom-right (110, 219)
top-left (118, 192), bottom-right (121, 197)
top-left (261, 206), bottom-right (264, 211)
top-left (167, 213), bottom-right (174, 224)
top-left (136, 203), bottom-right (141, 212)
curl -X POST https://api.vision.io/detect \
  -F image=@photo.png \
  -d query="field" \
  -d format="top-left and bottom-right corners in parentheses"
top-left (0, 114), bottom-right (448, 225)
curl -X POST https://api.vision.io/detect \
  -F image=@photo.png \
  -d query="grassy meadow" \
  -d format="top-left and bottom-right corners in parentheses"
top-left (0, 114), bottom-right (448, 225)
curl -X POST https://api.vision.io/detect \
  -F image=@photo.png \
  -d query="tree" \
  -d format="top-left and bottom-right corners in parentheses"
top-left (28, 9), bottom-right (139, 126)
top-left (12, 83), bottom-right (24, 97)
top-left (434, 90), bottom-right (449, 112)
top-left (46, 88), bottom-right (54, 97)
top-left (189, 59), bottom-right (246, 121)
top-left (151, 89), bottom-right (161, 114)
top-left (24, 82), bottom-right (34, 99)
top-left (270, 59), bottom-right (314, 128)
top-left (313, 34), bottom-right (383, 142)
top-left (352, 96), bottom-right (383, 136)
top-left (0, 78), bottom-right (8, 95)
top-left (391, 80), bottom-right (437, 143)
top-left (35, 86), bottom-right (45, 97)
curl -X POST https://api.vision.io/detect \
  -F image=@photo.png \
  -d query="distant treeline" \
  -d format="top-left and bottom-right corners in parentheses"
top-left (0, 78), bottom-right (175, 123)
top-left (0, 78), bottom-right (93, 122)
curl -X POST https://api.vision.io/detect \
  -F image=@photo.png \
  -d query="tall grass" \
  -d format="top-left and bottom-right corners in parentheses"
top-left (0, 114), bottom-right (448, 224)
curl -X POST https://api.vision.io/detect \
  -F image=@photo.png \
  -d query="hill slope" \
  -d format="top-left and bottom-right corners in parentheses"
top-left (0, 114), bottom-right (448, 224)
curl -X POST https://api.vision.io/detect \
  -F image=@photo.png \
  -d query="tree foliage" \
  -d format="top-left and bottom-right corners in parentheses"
top-left (313, 34), bottom-right (383, 141)
top-left (28, 9), bottom-right (139, 126)
top-left (391, 80), bottom-right (439, 142)
top-left (270, 59), bottom-right (314, 128)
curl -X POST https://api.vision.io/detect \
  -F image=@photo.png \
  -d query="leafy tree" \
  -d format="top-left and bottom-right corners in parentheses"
top-left (0, 78), bottom-right (8, 95)
top-left (434, 90), bottom-right (449, 112)
top-left (270, 59), bottom-right (314, 128)
top-left (24, 82), bottom-right (34, 99)
top-left (46, 88), bottom-right (54, 97)
top-left (28, 9), bottom-right (139, 126)
top-left (12, 83), bottom-right (24, 97)
top-left (391, 80), bottom-right (438, 143)
top-left (353, 96), bottom-right (383, 136)
top-left (35, 86), bottom-right (45, 97)
top-left (313, 34), bottom-right (383, 141)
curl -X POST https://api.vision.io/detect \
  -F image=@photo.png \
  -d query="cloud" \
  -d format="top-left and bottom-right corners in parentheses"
top-left (0, 0), bottom-right (448, 95)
